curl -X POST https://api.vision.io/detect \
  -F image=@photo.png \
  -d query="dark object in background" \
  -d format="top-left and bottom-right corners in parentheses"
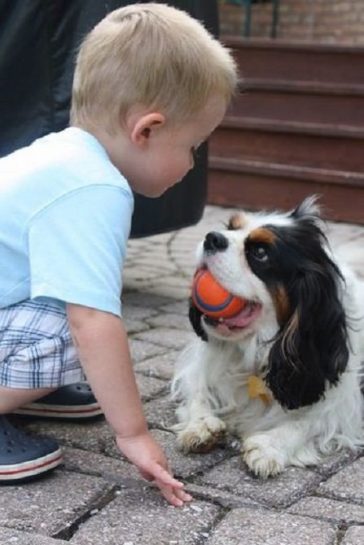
top-left (0, 0), bottom-right (219, 237)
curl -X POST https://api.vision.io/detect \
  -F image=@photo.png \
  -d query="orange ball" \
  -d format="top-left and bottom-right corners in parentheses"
top-left (192, 269), bottom-right (245, 319)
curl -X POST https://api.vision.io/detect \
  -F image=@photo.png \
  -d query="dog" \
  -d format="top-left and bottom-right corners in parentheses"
top-left (172, 196), bottom-right (364, 478)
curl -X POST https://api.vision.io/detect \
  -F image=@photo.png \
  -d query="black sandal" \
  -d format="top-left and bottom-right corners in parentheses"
top-left (14, 382), bottom-right (102, 419)
top-left (0, 416), bottom-right (62, 483)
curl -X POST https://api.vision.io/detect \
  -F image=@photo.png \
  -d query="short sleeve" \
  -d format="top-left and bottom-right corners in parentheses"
top-left (28, 185), bottom-right (133, 316)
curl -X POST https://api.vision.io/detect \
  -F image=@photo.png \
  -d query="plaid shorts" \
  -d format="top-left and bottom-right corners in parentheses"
top-left (0, 299), bottom-right (84, 389)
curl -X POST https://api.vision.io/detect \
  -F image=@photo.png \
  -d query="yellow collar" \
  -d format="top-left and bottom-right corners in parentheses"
top-left (247, 375), bottom-right (272, 406)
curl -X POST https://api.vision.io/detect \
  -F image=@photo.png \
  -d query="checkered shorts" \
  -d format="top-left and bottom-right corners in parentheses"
top-left (0, 299), bottom-right (84, 389)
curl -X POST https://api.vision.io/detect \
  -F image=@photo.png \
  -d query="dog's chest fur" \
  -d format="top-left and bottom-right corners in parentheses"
top-left (200, 336), bottom-right (278, 434)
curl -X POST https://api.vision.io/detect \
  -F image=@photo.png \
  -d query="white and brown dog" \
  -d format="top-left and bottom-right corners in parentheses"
top-left (172, 197), bottom-right (364, 477)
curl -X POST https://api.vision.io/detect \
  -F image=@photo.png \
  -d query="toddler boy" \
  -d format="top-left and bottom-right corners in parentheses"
top-left (0, 3), bottom-right (237, 506)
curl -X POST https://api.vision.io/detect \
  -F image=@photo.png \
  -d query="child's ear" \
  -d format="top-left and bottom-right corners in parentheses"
top-left (130, 112), bottom-right (165, 146)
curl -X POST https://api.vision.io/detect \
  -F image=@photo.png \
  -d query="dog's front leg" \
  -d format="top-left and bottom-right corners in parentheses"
top-left (175, 396), bottom-right (226, 454)
top-left (242, 419), bottom-right (317, 478)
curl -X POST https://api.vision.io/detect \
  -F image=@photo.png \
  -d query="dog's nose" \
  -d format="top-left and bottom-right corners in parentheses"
top-left (204, 231), bottom-right (229, 253)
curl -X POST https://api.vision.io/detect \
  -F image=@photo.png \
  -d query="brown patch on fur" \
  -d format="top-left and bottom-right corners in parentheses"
top-left (248, 227), bottom-right (276, 245)
top-left (178, 429), bottom-right (225, 453)
top-left (247, 375), bottom-right (273, 405)
top-left (271, 285), bottom-right (291, 325)
top-left (228, 213), bottom-right (247, 230)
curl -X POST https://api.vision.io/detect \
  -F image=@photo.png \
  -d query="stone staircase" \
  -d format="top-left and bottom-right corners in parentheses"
top-left (208, 37), bottom-right (364, 223)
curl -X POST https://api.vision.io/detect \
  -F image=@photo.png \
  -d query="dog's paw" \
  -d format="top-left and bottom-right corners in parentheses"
top-left (177, 416), bottom-right (226, 454)
top-left (242, 435), bottom-right (286, 478)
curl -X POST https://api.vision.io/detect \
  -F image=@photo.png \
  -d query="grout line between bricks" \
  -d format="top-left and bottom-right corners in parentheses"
top-left (51, 485), bottom-right (119, 541)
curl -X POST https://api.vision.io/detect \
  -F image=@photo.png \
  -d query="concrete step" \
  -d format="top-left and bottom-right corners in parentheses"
top-left (210, 116), bottom-right (364, 172)
top-left (224, 37), bottom-right (364, 86)
top-left (208, 156), bottom-right (364, 224)
top-left (229, 83), bottom-right (364, 127)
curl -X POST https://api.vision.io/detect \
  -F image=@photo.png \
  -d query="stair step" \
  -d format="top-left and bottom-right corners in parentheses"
top-left (210, 122), bottom-right (364, 172)
top-left (210, 38), bottom-right (364, 224)
top-left (207, 163), bottom-right (364, 224)
top-left (239, 78), bottom-right (364, 96)
top-left (209, 157), bottom-right (364, 188)
top-left (221, 115), bottom-right (364, 139)
top-left (228, 89), bottom-right (364, 127)
top-left (224, 37), bottom-right (364, 86)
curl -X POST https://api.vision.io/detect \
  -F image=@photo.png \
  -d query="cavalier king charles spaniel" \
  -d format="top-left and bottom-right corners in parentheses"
top-left (172, 196), bottom-right (364, 477)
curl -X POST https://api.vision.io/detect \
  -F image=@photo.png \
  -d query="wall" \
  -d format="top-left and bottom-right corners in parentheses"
top-left (219, 0), bottom-right (364, 44)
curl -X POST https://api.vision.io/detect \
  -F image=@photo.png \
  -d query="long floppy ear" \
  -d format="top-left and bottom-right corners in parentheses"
top-left (266, 262), bottom-right (349, 410)
top-left (188, 299), bottom-right (208, 342)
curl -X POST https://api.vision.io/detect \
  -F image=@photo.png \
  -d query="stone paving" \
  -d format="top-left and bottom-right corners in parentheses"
top-left (1, 204), bottom-right (364, 545)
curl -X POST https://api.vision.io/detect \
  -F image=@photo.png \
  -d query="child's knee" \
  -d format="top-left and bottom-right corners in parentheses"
top-left (0, 386), bottom-right (56, 414)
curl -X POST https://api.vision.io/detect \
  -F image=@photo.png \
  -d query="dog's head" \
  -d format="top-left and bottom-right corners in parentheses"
top-left (189, 196), bottom-right (349, 409)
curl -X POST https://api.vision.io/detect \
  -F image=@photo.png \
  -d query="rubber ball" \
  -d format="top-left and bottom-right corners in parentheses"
top-left (192, 269), bottom-right (245, 318)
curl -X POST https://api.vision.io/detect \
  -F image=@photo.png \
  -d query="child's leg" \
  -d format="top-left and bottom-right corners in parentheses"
top-left (0, 385), bottom-right (56, 414)
top-left (0, 299), bottom-right (73, 483)
top-left (0, 298), bottom-right (99, 483)
top-left (1, 299), bottom-right (101, 419)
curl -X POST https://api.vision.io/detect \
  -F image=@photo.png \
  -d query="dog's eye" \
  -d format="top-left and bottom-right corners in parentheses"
top-left (251, 245), bottom-right (269, 262)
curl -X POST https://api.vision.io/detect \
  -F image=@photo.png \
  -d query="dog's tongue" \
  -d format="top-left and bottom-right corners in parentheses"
top-left (219, 303), bottom-right (259, 329)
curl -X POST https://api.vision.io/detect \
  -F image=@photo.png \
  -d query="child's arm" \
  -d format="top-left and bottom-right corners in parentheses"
top-left (66, 303), bottom-right (192, 507)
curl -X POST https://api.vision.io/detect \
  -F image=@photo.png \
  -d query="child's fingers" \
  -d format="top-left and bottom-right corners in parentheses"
top-left (174, 487), bottom-right (193, 503)
top-left (149, 462), bottom-right (184, 489)
top-left (161, 486), bottom-right (184, 507)
top-left (139, 461), bottom-right (193, 506)
top-left (158, 484), bottom-right (193, 507)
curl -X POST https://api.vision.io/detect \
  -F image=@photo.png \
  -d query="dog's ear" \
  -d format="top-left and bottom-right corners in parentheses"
top-left (188, 299), bottom-right (208, 341)
top-left (266, 267), bottom-right (349, 410)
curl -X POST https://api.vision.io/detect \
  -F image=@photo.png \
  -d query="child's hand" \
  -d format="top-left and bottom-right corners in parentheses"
top-left (116, 431), bottom-right (193, 507)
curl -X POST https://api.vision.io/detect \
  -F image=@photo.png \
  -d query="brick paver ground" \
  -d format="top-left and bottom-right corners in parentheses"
top-left (1, 204), bottom-right (363, 544)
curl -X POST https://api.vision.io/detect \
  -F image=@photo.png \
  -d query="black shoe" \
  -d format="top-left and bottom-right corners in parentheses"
top-left (14, 382), bottom-right (102, 419)
top-left (0, 416), bottom-right (62, 483)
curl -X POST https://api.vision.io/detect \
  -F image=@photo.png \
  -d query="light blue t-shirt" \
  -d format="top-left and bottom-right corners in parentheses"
top-left (0, 127), bottom-right (134, 317)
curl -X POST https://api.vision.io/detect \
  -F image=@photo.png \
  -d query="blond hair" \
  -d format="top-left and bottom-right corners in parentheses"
top-left (70, 3), bottom-right (237, 132)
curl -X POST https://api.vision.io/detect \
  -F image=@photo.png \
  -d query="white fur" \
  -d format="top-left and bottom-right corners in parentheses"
top-left (172, 208), bottom-right (364, 477)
